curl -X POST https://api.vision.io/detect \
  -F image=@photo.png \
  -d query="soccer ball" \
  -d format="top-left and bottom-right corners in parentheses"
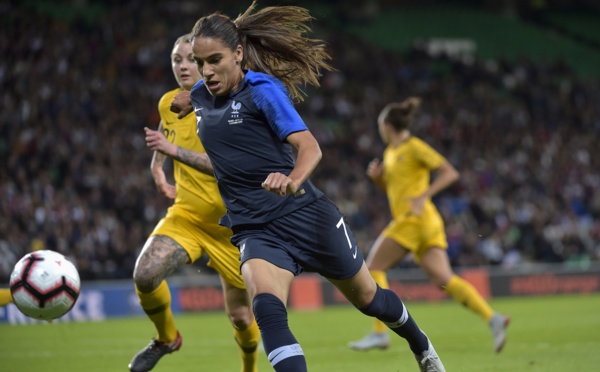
top-left (9, 250), bottom-right (81, 320)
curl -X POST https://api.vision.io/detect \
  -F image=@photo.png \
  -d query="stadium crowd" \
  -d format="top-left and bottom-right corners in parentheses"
top-left (1, 1), bottom-right (599, 281)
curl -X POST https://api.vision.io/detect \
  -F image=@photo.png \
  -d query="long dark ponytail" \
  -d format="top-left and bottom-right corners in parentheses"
top-left (191, 1), bottom-right (333, 102)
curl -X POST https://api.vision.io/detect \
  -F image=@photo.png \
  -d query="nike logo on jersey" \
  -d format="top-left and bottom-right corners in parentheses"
top-left (194, 106), bottom-right (203, 112)
top-left (164, 121), bottom-right (174, 126)
top-left (352, 245), bottom-right (358, 259)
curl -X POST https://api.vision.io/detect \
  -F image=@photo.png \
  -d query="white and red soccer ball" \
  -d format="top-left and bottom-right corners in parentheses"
top-left (9, 250), bottom-right (81, 320)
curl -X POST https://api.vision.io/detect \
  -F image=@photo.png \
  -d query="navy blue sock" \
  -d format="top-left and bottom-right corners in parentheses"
top-left (253, 293), bottom-right (307, 372)
top-left (357, 285), bottom-right (429, 354)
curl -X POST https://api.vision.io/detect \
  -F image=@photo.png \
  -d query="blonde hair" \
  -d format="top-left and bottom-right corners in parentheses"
top-left (173, 33), bottom-right (192, 47)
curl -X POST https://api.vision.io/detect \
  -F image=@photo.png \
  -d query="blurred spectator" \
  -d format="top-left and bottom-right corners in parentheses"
top-left (1, 1), bottom-right (599, 281)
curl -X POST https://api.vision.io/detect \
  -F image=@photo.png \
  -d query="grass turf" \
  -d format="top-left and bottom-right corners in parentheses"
top-left (1, 293), bottom-right (599, 371)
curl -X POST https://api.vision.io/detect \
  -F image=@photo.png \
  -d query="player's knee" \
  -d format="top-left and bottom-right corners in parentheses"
top-left (356, 285), bottom-right (386, 317)
top-left (252, 293), bottom-right (288, 332)
top-left (133, 270), bottom-right (160, 293)
top-left (351, 283), bottom-right (379, 309)
top-left (357, 285), bottom-right (408, 326)
top-left (432, 273), bottom-right (453, 289)
top-left (227, 305), bottom-right (254, 330)
top-left (433, 280), bottom-right (447, 289)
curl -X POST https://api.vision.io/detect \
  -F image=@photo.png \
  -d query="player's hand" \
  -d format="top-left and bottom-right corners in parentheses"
top-left (170, 90), bottom-right (193, 119)
top-left (157, 181), bottom-right (176, 199)
top-left (152, 170), bottom-right (176, 199)
top-left (406, 195), bottom-right (426, 216)
top-left (262, 172), bottom-right (299, 197)
top-left (366, 158), bottom-right (383, 180)
top-left (145, 127), bottom-right (177, 157)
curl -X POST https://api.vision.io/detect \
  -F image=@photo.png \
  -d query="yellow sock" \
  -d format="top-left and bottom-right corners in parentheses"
top-left (0, 288), bottom-right (13, 306)
top-left (445, 275), bottom-right (494, 322)
top-left (136, 280), bottom-right (178, 343)
top-left (234, 318), bottom-right (260, 372)
top-left (370, 270), bottom-right (389, 333)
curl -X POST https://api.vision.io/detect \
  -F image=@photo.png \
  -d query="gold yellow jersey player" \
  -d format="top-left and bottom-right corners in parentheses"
top-left (348, 97), bottom-right (510, 354)
top-left (129, 34), bottom-right (259, 372)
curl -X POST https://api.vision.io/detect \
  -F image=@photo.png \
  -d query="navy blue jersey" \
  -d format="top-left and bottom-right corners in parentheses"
top-left (190, 70), bottom-right (323, 228)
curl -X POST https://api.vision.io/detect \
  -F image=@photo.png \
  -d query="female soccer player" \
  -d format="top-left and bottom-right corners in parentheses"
top-left (348, 97), bottom-right (509, 354)
top-left (145, 3), bottom-right (445, 371)
top-left (129, 34), bottom-right (259, 372)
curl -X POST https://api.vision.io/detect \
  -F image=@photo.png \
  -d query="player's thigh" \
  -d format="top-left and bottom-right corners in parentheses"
top-left (241, 258), bottom-right (295, 304)
top-left (328, 261), bottom-right (377, 308)
top-left (134, 212), bottom-right (204, 288)
top-left (220, 277), bottom-right (251, 310)
top-left (413, 214), bottom-right (448, 260)
top-left (366, 233), bottom-right (409, 271)
top-left (136, 234), bottom-right (190, 268)
top-left (418, 247), bottom-right (454, 287)
top-left (201, 223), bottom-right (246, 289)
top-left (146, 209), bottom-right (208, 263)
top-left (134, 235), bottom-right (190, 291)
top-left (232, 224), bottom-right (302, 301)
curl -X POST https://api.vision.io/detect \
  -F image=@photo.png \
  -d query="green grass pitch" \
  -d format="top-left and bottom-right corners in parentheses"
top-left (1, 294), bottom-right (599, 371)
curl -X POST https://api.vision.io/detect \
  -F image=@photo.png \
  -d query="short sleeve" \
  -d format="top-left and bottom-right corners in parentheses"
top-left (413, 138), bottom-right (446, 170)
top-left (248, 73), bottom-right (308, 140)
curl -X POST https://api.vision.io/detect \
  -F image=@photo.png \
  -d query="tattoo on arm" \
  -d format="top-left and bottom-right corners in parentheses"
top-left (153, 151), bottom-right (168, 167)
top-left (174, 146), bottom-right (214, 176)
top-left (151, 121), bottom-right (168, 171)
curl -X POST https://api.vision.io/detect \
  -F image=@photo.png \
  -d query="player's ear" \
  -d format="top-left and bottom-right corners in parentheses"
top-left (235, 44), bottom-right (243, 64)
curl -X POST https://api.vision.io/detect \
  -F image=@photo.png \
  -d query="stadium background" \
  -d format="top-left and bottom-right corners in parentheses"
top-left (1, 0), bottom-right (600, 317)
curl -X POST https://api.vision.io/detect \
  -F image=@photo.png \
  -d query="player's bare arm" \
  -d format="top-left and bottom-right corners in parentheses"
top-left (422, 161), bottom-right (459, 199)
top-left (170, 90), bottom-right (193, 119)
top-left (262, 130), bottom-right (321, 196)
top-left (145, 127), bottom-right (214, 176)
top-left (366, 158), bottom-right (386, 191)
top-left (150, 121), bottom-right (176, 199)
top-left (174, 145), bottom-right (213, 175)
top-left (406, 161), bottom-right (459, 216)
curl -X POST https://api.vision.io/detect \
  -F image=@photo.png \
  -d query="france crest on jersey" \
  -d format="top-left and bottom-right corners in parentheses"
top-left (190, 70), bottom-right (323, 228)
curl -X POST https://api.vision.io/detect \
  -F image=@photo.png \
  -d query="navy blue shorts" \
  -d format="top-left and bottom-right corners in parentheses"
top-left (231, 196), bottom-right (364, 280)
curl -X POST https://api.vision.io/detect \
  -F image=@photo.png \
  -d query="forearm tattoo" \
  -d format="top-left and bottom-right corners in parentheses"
top-left (134, 235), bottom-right (191, 293)
top-left (175, 146), bottom-right (214, 176)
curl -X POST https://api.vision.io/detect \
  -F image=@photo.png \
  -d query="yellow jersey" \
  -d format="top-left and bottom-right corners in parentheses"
top-left (157, 88), bottom-right (226, 224)
top-left (382, 136), bottom-right (445, 220)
